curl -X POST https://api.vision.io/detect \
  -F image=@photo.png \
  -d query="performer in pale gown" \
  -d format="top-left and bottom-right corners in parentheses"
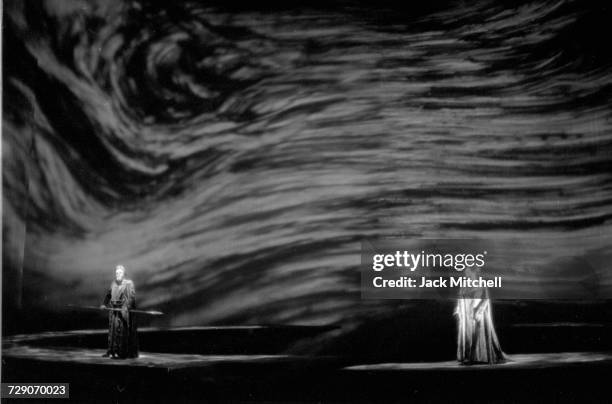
top-left (454, 268), bottom-right (505, 364)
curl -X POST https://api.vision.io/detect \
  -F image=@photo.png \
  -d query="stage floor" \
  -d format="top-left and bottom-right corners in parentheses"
top-left (346, 351), bottom-right (612, 371)
top-left (5, 342), bottom-right (612, 371)
top-left (4, 328), bottom-right (612, 402)
top-left (3, 344), bottom-right (299, 369)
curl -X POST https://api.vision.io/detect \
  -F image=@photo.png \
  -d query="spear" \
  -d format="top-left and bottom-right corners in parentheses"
top-left (67, 304), bottom-right (164, 316)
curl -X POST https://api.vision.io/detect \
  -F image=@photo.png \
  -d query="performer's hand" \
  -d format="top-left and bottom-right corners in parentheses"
top-left (121, 307), bottom-right (128, 319)
top-left (99, 305), bottom-right (106, 310)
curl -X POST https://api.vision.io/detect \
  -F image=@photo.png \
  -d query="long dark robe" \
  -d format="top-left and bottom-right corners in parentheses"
top-left (102, 279), bottom-right (139, 358)
top-left (455, 286), bottom-right (505, 364)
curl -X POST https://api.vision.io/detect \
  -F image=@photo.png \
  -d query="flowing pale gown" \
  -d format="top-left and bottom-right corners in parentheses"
top-left (455, 287), bottom-right (505, 364)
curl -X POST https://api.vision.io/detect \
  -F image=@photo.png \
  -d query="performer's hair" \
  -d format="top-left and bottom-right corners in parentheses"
top-left (116, 264), bottom-right (126, 272)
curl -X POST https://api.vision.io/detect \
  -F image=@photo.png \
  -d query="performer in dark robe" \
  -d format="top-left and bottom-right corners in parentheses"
top-left (454, 268), bottom-right (505, 364)
top-left (100, 265), bottom-right (139, 358)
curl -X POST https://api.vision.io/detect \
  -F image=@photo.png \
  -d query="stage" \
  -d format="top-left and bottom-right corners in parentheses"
top-left (3, 326), bottom-right (612, 402)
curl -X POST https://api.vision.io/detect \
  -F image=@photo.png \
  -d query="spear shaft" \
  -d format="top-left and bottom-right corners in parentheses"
top-left (67, 304), bottom-right (164, 316)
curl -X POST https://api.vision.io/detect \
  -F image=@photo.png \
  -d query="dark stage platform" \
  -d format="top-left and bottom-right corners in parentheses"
top-left (3, 326), bottom-right (612, 403)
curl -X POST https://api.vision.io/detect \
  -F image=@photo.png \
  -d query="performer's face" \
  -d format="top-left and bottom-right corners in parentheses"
top-left (115, 268), bottom-right (125, 281)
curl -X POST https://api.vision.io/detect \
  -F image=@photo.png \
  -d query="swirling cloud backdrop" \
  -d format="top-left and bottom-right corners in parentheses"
top-left (3, 0), bottom-right (612, 328)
